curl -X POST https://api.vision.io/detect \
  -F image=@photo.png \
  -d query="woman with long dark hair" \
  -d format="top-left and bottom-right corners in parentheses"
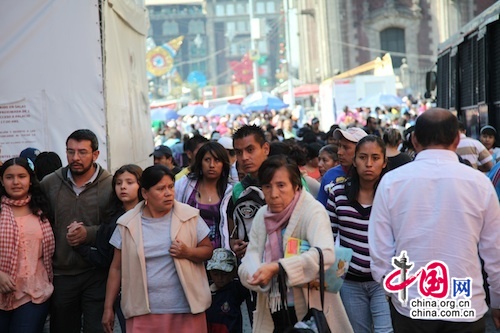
top-left (0, 158), bottom-right (55, 332)
top-left (175, 141), bottom-right (233, 249)
top-left (75, 164), bottom-right (143, 332)
top-left (75, 164), bottom-right (143, 268)
top-left (326, 135), bottom-right (392, 333)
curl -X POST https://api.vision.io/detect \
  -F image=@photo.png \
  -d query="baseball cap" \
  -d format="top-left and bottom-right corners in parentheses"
top-left (217, 136), bottom-right (234, 150)
top-left (149, 145), bottom-right (173, 158)
top-left (333, 127), bottom-right (368, 143)
top-left (206, 248), bottom-right (237, 272)
top-left (311, 117), bottom-right (320, 124)
top-left (480, 125), bottom-right (497, 136)
top-left (20, 147), bottom-right (41, 163)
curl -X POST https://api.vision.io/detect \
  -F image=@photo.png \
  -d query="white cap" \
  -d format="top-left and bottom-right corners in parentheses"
top-left (333, 127), bottom-right (368, 143)
top-left (218, 136), bottom-right (234, 150)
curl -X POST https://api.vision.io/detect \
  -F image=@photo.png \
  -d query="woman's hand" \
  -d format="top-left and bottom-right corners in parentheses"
top-left (102, 308), bottom-right (115, 333)
top-left (170, 239), bottom-right (191, 259)
top-left (0, 271), bottom-right (15, 294)
top-left (247, 262), bottom-right (279, 287)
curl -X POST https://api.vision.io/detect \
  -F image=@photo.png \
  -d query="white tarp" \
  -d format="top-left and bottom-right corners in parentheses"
top-left (104, 0), bottom-right (152, 172)
top-left (0, 0), bottom-right (152, 171)
top-left (0, 0), bottom-right (107, 167)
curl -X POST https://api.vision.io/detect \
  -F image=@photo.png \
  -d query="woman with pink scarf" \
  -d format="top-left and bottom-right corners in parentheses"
top-left (0, 157), bottom-right (55, 332)
top-left (238, 155), bottom-right (353, 333)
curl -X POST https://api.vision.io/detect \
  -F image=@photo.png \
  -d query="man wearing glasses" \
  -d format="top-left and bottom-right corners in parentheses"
top-left (41, 129), bottom-right (112, 333)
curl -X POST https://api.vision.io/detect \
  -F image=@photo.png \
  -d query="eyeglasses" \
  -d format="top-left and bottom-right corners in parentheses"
top-left (66, 149), bottom-right (92, 157)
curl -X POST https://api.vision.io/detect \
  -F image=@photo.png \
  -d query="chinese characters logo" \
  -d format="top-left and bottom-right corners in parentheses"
top-left (383, 251), bottom-right (471, 306)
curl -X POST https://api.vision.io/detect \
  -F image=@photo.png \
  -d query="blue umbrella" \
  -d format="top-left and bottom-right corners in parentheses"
top-left (207, 103), bottom-right (245, 117)
top-left (177, 104), bottom-right (210, 116)
top-left (242, 91), bottom-right (288, 112)
top-left (150, 107), bottom-right (178, 121)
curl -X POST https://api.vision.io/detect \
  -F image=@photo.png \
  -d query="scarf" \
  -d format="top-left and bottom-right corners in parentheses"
top-left (0, 195), bottom-right (55, 306)
top-left (265, 190), bottom-right (301, 313)
top-left (263, 190), bottom-right (301, 263)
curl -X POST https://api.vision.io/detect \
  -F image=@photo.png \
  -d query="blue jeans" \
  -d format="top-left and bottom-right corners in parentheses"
top-left (340, 279), bottom-right (393, 333)
top-left (0, 300), bottom-right (49, 333)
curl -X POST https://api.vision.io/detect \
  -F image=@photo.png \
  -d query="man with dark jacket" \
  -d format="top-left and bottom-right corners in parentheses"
top-left (40, 129), bottom-right (112, 333)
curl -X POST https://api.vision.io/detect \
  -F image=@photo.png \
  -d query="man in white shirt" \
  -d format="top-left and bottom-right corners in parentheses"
top-left (369, 108), bottom-right (500, 332)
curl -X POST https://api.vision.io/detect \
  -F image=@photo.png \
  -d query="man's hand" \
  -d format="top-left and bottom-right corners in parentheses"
top-left (66, 221), bottom-right (87, 246)
top-left (230, 239), bottom-right (248, 259)
top-left (491, 308), bottom-right (500, 329)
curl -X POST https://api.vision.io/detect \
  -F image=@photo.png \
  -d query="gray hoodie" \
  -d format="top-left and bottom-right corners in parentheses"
top-left (40, 165), bottom-right (112, 275)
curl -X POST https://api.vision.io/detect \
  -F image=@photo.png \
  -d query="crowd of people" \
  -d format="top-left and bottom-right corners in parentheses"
top-left (1, 102), bottom-right (500, 333)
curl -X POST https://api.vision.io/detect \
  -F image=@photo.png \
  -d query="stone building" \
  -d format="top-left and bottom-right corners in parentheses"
top-left (295, 0), bottom-right (497, 95)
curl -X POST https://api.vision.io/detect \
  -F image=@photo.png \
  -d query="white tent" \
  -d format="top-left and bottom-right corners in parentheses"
top-left (0, 0), bottom-right (152, 171)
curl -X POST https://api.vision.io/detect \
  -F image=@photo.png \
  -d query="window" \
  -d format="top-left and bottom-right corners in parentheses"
top-left (215, 4), bottom-right (224, 16)
top-left (266, 1), bottom-right (275, 13)
top-left (188, 19), bottom-right (205, 34)
top-left (189, 36), bottom-right (207, 57)
top-left (236, 21), bottom-right (247, 32)
top-left (236, 3), bottom-right (247, 14)
top-left (226, 3), bottom-right (235, 16)
top-left (256, 2), bottom-right (265, 14)
top-left (227, 22), bottom-right (236, 34)
top-left (380, 28), bottom-right (405, 68)
top-left (190, 61), bottom-right (207, 74)
top-left (230, 38), bottom-right (249, 56)
top-left (162, 21), bottom-right (179, 36)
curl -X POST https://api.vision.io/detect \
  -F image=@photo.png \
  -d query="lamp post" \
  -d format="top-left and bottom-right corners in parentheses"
top-left (249, 0), bottom-right (259, 92)
top-left (283, 0), bottom-right (295, 108)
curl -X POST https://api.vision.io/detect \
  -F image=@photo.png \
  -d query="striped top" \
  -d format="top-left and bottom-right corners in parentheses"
top-left (326, 182), bottom-right (373, 281)
top-left (456, 134), bottom-right (493, 169)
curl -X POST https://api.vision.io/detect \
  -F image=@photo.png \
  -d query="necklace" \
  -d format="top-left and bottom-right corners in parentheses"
top-left (198, 183), bottom-right (212, 203)
top-left (198, 191), bottom-right (212, 203)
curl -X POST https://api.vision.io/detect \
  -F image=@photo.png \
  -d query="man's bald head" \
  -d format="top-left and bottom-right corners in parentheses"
top-left (414, 108), bottom-right (459, 149)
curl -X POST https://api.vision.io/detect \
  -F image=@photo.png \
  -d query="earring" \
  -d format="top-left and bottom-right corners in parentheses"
top-left (145, 200), bottom-right (148, 206)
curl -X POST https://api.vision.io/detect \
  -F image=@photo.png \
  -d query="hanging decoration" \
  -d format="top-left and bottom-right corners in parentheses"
top-left (146, 36), bottom-right (184, 77)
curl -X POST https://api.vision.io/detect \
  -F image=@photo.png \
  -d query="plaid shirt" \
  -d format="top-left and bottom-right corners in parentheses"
top-left (0, 195), bottom-right (55, 307)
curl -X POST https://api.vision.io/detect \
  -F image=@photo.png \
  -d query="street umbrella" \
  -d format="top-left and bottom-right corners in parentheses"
top-left (353, 93), bottom-right (403, 108)
top-left (177, 104), bottom-right (211, 116)
top-left (242, 91), bottom-right (288, 112)
top-left (150, 107), bottom-right (178, 121)
top-left (207, 103), bottom-right (246, 117)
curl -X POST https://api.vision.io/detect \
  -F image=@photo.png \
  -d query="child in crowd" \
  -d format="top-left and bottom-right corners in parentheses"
top-left (206, 248), bottom-right (248, 333)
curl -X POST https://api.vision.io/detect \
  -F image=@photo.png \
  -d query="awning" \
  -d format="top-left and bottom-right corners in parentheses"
top-left (282, 84), bottom-right (319, 97)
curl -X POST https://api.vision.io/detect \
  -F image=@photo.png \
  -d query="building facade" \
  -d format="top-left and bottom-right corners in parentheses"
top-left (147, 0), bottom-right (285, 97)
top-left (296, 0), bottom-right (497, 95)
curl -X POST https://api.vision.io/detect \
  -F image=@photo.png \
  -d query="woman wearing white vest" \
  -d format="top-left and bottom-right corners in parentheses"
top-left (102, 165), bottom-right (213, 333)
